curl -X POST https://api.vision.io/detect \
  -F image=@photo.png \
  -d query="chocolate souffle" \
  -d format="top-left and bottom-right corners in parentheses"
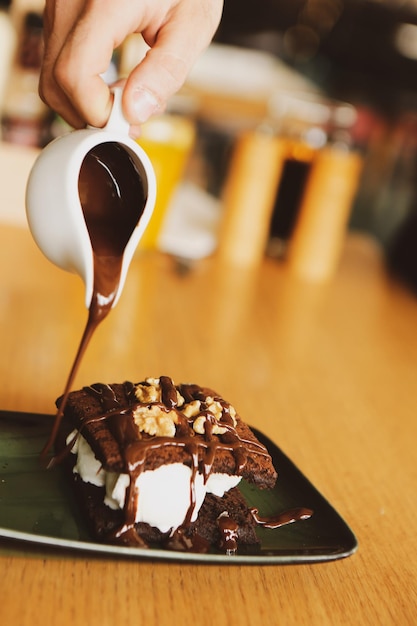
top-left (57, 375), bottom-right (278, 554)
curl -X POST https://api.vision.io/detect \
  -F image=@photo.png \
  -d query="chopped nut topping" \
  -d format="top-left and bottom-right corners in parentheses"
top-left (135, 379), bottom-right (161, 403)
top-left (193, 415), bottom-right (211, 435)
top-left (183, 400), bottom-right (201, 418)
top-left (227, 405), bottom-right (237, 421)
top-left (134, 378), bottom-right (185, 407)
top-left (133, 377), bottom-right (238, 439)
top-left (193, 415), bottom-right (227, 436)
top-left (133, 405), bottom-right (178, 437)
top-left (205, 397), bottom-right (223, 420)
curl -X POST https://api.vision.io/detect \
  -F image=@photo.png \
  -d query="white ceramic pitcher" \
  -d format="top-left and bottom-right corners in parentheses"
top-left (25, 87), bottom-right (156, 308)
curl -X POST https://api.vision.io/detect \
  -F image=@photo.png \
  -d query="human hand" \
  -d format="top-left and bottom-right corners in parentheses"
top-left (39, 0), bottom-right (223, 135)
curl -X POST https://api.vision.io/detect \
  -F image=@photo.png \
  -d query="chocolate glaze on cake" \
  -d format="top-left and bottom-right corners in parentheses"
top-left (62, 378), bottom-right (277, 485)
top-left (57, 376), bottom-right (282, 551)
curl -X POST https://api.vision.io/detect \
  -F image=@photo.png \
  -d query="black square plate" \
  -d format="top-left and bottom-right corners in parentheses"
top-left (0, 410), bottom-right (357, 563)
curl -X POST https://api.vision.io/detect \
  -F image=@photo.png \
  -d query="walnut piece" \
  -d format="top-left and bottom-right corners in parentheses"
top-left (133, 405), bottom-right (178, 437)
top-left (182, 400), bottom-right (201, 418)
top-left (134, 377), bottom-right (184, 407)
top-left (134, 378), bottom-right (161, 403)
top-left (205, 397), bottom-right (223, 420)
top-left (133, 377), bottom-right (238, 439)
top-left (192, 398), bottom-right (237, 436)
top-left (193, 415), bottom-right (227, 435)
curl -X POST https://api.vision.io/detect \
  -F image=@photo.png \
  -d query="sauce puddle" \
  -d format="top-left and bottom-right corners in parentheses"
top-left (250, 506), bottom-right (313, 529)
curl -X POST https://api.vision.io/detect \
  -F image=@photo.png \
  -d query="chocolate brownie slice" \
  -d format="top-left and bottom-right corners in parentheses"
top-left (57, 376), bottom-right (277, 552)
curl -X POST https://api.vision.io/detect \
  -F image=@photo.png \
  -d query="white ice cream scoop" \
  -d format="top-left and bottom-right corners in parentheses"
top-left (25, 87), bottom-right (156, 308)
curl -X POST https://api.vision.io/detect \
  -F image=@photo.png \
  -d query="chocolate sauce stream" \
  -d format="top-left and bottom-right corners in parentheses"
top-left (38, 142), bottom-right (312, 552)
top-left (41, 142), bottom-right (146, 463)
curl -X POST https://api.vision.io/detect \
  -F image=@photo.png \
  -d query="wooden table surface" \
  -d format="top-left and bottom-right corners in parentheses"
top-left (0, 222), bottom-right (416, 625)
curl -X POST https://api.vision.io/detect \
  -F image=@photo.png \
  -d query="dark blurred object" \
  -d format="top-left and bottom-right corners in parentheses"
top-left (0, 0), bottom-right (16, 111)
top-left (386, 208), bottom-right (417, 292)
top-left (216, 0), bottom-right (305, 40)
top-left (17, 11), bottom-right (43, 69)
top-left (268, 158), bottom-right (310, 251)
top-left (317, 1), bottom-right (417, 108)
top-left (1, 11), bottom-right (52, 148)
top-left (266, 91), bottom-right (358, 262)
top-left (215, 0), bottom-right (417, 110)
top-left (349, 110), bottom-right (417, 248)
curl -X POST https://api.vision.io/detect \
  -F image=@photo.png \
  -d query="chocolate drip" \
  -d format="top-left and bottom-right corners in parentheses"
top-left (217, 513), bottom-right (239, 555)
top-left (250, 506), bottom-right (313, 529)
top-left (179, 383), bottom-right (210, 404)
top-left (164, 527), bottom-right (210, 554)
top-left (87, 383), bottom-right (139, 447)
top-left (67, 377), bottom-right (272, 547)
top-left (41, 142), bottom-right (146, 463)
top-left (183, 444), bottom-right (200, 527)
top-left (160, 375), bottom-right (179, 408)
top-left (80, 384), bottom-right (270, 472)
top-left (55, 374), bottom-right (314, 553)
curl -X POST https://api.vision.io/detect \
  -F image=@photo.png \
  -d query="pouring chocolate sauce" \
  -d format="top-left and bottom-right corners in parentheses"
top-left (41, 141), bottom-right (147, 462)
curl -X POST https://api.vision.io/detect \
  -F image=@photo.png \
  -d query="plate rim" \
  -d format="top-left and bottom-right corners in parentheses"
top-left (0, 526), bottom-right (358, 564)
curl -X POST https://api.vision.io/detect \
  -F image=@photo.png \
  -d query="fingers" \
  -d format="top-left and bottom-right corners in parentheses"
top-left (123, 1), bottom-right (223, 124)
top-left (123, 49), bottom-right (185, 124)
top-left (53, 36), bottom-right (114, 129)
top-left (41, 0), bottom-right (129, 128)
top-left (43, 7), bottom-right (117, 128)
top-left (40, 0), bottom-right (89, 128)
top-left (40, 0), bottom-right (224, 129)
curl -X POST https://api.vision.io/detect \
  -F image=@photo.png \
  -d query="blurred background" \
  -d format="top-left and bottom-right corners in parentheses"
top-left (2, 0), bottom-right (417, 285)
top-left (216, 0), bottom-right (417, 249)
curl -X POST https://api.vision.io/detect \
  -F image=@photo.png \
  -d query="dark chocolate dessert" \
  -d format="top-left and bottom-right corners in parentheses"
top-left (57, 375), bottom-right (279, 554)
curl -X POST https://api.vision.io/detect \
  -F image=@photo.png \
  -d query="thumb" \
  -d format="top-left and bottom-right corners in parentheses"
top-left (123, 46), bottom-right (188, 124)
top-left (122, 7), bottom-right (220, 125)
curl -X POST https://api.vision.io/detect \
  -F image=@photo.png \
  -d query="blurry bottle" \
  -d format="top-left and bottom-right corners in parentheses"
top-left (216, 92), bottom-right (328, 268)
top-left (0, 0), bottom-right (16, 113)
top-left (1, 11), bottom-right (51, 147)
top-left (216, 125), bottom-right (287, 267)
top-left (266, 91), bottom-right (332, 259)
top-left (286, 101), bottom-right (363, 282)
top-left (217, 90), bottom-right (362, 277)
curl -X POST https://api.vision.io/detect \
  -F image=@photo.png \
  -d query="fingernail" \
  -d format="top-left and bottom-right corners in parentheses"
top-left (132, 88), bottom-right (160, 123)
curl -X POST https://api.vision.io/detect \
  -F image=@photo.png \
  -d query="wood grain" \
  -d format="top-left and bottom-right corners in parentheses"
top-left (1, 222), bottom-right (416, 625)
